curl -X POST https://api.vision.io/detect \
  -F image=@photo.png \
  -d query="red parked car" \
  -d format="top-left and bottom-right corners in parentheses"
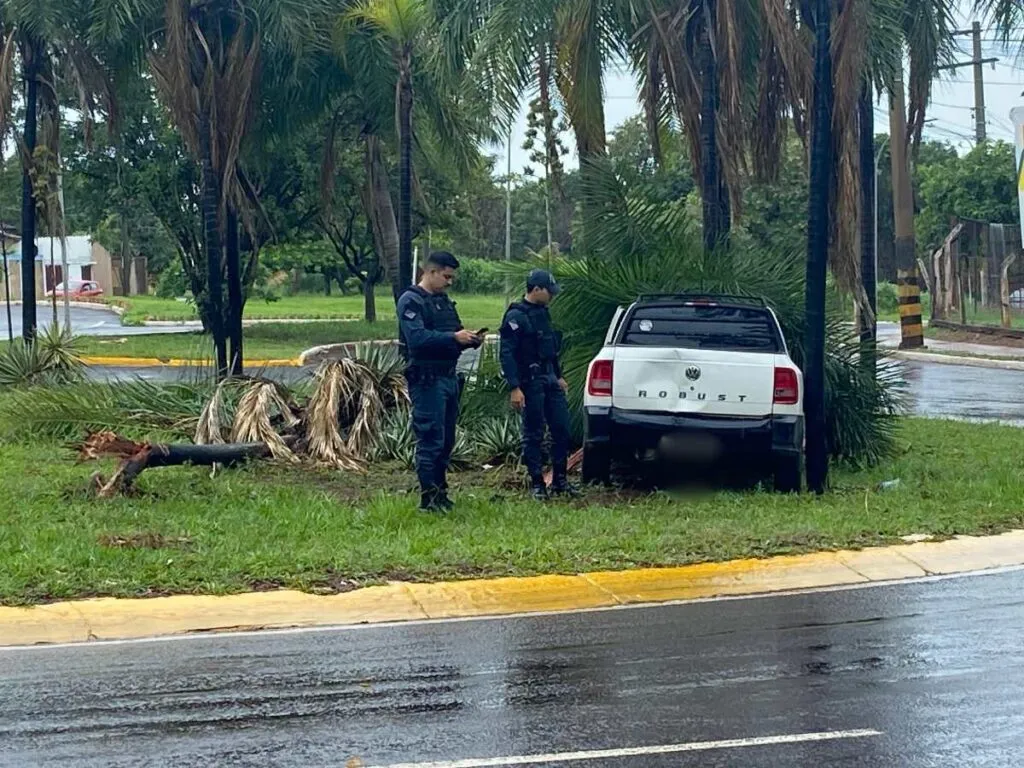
top-left (46, 280), bottom-right (104, 299)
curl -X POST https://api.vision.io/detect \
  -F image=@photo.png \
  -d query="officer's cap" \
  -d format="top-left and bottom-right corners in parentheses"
top-left (527, 268), bottom-right (560, 295)
top-left (427, 250), bottom-right (460, 270)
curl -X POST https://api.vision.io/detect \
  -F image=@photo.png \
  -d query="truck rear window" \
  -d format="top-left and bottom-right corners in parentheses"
top-left (618, 305), bottom-right (782, 352)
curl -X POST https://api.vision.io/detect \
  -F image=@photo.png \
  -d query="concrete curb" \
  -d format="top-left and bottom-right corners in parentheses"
top-left (890, 349), bottom-right (1024, 371)
top-left (3, 530), bottom-right (1023, 648)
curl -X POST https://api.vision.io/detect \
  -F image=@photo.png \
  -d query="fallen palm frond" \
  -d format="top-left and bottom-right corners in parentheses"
top-left (231, 381), bottom-right (301, 461)
top-left (195, 379), bottom-right (230, 445)
top-left (305, 361), bottom-right (367, 472)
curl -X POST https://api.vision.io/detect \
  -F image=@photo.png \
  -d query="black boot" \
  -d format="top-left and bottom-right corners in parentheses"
top-left (435, 487), bottom-right (455, 511)
top-left (419, 487), bottom-right (443, 512)
top-left (550, 464), bottom-right (580, 497)
top-left (530, 478), bottom-right (549, 501)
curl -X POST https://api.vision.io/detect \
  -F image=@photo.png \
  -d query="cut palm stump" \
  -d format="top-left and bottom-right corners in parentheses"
top-left (77, 431), bottom-right (298, 498)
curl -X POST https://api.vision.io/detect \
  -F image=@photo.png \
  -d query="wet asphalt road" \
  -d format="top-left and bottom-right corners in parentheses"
top-left (4, 306), bottom-right (196, 338)
top-left (2, 569), bottom-right (1023, 767)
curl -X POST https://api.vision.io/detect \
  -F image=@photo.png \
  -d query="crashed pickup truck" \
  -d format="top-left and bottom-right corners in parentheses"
top-left (582, 294), bottom-right (805, 492)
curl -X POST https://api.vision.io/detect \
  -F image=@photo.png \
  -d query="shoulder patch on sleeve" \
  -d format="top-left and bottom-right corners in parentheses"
top-left (508, 319), bottom-right (519, 331)
top-left (404, 309), bottom-right (417, 320)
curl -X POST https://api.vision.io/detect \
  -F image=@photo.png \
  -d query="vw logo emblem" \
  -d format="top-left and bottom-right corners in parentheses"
top-left (685, 366), bottom-right (701, 381)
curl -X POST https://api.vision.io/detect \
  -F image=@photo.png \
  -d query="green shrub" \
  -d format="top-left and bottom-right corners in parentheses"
top-left (451, 257), bottom-right (509, 294)
top-left (876, 282), bottom-right (899, 315)
top-left (0, 326), bottom-right (85, 388)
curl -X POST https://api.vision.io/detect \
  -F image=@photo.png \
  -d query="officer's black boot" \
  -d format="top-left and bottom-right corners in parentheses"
top-left (435, 483), bottom-right (455, 511)
top-left (530, 477), bottom-right (549, 501)
top-left (550, 463), bottom-right (580, 498)
top-left (419, 487), bottom-right (442, 512)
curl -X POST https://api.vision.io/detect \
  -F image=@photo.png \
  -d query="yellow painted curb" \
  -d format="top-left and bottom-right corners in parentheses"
top-left (2, 531), bottom-right (1023, 648)
top-left (82, 356), bottom-right (302, 368)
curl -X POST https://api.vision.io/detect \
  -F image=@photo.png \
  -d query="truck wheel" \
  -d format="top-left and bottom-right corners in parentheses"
top-left (582, 442), bottom-right (611, 486)
top-left (773, 454), bottom-right (802, 494)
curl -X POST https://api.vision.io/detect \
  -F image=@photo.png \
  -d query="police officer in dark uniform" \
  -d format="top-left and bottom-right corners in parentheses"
top-left (499, 269), bottom-right (578, 500)
top-left (397, 251), bottom-right (483, 511)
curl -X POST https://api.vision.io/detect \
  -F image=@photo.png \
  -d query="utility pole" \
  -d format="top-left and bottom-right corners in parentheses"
top-left (972, 21), bottom-right (986, 142)
top-left (859, 82), bottom-right (877, 368)
top-left (939, 22), bottom-right (998, 142)
top-left (889, 72), bottom-right (924, 349)
top-left (804, 0), bottom-right (833, 495)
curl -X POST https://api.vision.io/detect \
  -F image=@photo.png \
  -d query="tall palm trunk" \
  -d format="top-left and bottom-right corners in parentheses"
top-left (858, 81), bottom-right (877, 374)
top-left (397, 54), bottom-right (414, 293)
top-left (364, 136), bottom-right (401, 302)
top-left (225, 206), bottom-right (243, 376)
top-left (804, 0), bottom-right (834, 494)
top-left (199, 112), bottom-right (228, 377)
top-left (20, 37), bottom-right (40, 343)
top-left (699, 2), bottom-right (729, 253)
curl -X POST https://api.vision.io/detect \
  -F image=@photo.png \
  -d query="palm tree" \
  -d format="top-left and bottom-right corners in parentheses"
top-left (339, 0), bottom-right (432, 297)
top-left (1, 0), bottom-right (117, 343)
top-left (336, 0), bottom-right (494, 301)
top-left (132, 0), bottom-right (332, 376)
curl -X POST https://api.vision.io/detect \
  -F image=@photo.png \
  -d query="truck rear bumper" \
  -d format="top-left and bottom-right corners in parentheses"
top-left (585, 406), bottom-right (803, 458)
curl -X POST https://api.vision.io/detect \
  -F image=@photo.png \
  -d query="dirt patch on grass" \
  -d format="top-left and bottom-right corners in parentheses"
top-left (929, 326), bottom-right (1024, 349)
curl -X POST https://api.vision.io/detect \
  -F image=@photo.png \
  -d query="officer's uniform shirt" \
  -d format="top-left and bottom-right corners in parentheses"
top-left (396, 287), bottom-right (464, 368)
top-left (499, 300), bottom-right (562, 389)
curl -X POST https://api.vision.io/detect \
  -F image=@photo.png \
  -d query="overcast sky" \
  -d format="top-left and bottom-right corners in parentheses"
top-left (488, 9), bottom-right (1024, 176)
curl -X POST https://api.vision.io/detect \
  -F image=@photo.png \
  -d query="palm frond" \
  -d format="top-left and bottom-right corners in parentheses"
top-left (230, 380), bottom-right (300, 461)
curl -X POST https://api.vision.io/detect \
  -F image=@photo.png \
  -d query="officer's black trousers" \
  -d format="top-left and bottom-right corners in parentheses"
top-left (521, 376), bottom-right (571, 482)
top-left (409, 373), bottom-right (460, 492)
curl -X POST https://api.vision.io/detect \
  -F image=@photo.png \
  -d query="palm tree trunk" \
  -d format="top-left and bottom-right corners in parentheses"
top-left (397, 60), bottom-right (414, 294)
top-left (364, 271), bottom-right (377, 323)
top-left (364, 136), bottom-right (401, 303)
top-left (804, 0), bottom-right (834, 495)
top-left (699, 2), bottom-right (729, 253)
top-left (20, 37), bottom-right (40, 343)
top-left (199, 111), bottom-right (228, 377)
top-left (226, 206), bottom-right (244, 376)
top-left (858, 81), bottom-right (877, 374)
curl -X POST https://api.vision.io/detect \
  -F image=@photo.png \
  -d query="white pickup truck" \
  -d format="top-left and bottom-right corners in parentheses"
top-left (582, 294), bottom-right (805, 492)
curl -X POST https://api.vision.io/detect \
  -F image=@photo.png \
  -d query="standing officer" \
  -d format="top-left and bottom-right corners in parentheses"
top-left (397, 251), bottom-right (482, 511)
top-left (499, 269), bottom-right (578, 500)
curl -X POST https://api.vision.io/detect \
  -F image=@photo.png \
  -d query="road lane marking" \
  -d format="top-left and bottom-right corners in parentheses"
top-left (361, 730), bottom-right (883, 768)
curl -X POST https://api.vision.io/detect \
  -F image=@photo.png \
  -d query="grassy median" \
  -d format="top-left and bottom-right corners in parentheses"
top-left (1, 417), bottom-right (1021, 605)
top-left (81, 294), bottom-right (509, 360)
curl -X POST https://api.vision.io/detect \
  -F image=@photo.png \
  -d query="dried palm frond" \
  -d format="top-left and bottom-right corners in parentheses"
top-left (195, 379), bottom-right (230, 445)
top-left (305, 362), bottom-right (366, 471)
top-left (231, 381), bottom-right (300, 462)
top-left (0, 29), bottom-right (16, 138)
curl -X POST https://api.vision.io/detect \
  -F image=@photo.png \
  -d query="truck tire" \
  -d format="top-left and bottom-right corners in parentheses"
top-left (773, 454), bottom-right (802, 494)
top-left (582, 442), bottom-right (611, 486)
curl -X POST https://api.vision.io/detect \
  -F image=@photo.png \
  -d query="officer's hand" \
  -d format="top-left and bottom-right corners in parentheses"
top-left (510, 388), bottom-right (525, 412)
top-left (455, 329), bottom-right (478, 347)
top-left (558, 377), bottom-right (569, 393)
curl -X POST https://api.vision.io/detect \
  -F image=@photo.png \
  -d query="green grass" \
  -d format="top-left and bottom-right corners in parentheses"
top-left (110, 292), bottom-right (509, 325)
top-left (1, 417), bottom-right (1022, 605)
top-left (82, 293), bottom-right (510, 360)
top-left (78, 321), bottom-right (401, 361)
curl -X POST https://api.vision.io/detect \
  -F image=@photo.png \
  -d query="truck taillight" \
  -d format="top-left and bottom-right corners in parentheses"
top-left (773, 367), bottom-right (799, 405)
top-left (588, 360), bottom-right (614, 396)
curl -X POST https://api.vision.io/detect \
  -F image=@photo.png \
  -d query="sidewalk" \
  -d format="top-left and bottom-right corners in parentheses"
top-left (878, 321), bottom-right (1024, 359)
top-left (3, 530), bottom-right (1022, 648)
